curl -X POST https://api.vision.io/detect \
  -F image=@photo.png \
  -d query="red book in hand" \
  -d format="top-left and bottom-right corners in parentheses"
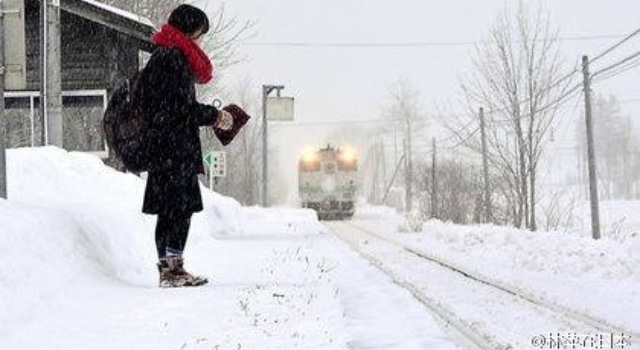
top-left (214, 104), bottom-right (251, 146)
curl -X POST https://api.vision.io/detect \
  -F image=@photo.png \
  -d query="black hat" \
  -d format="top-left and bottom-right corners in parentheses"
top-left (168, 4), bottom-right (210, 36)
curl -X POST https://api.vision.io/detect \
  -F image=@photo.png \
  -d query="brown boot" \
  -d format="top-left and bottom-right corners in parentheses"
top-left (157, 257), bottom-right (208, 288)
top-left (157, 260), bottom-right (183, 288)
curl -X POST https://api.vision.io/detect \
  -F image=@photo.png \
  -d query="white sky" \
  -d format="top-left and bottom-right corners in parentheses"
top-left (200, 0), bottom-right (640, 203)
top-left (222, 0), bottom-right (640, 126)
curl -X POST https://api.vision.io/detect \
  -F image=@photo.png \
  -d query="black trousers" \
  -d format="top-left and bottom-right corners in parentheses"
top-left (155, 212), bottom-right (192, 259)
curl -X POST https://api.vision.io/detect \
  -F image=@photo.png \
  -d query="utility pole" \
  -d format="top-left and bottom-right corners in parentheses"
top-left (479, 107), bottom-right (492, 222)
top-left (39, 0), bottom-right (46, 145)
top-left (402, 138), bottom-right (407, 209)
top-left (370, 143), bottom-right (379, 203)
top-left (261, 84), bottom-right (284, 207)
top-left (582, 55), bottom-right (601, 240)
top-left (380, 140), bottom-right (387, 198)
top-left (405, 119), bottom-right (413, 211)
top-left (393, 125), bottom-right (398, 168)
top-left (403, 138), bottom-right (411, 211)
top-left (40, 0), bottom-right (62, 147)
top-left (431, 138), bottom-right (437, 219)
top-left (624, 115), bottom-right (632, 199)
top-left (0, 1), bottom-right (7, 199)
top-left (376, 143), bottom-right (382, 202)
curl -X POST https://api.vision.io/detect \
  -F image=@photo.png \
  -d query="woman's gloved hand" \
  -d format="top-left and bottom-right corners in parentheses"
top-left (214, 110), bottom-right (234, 131)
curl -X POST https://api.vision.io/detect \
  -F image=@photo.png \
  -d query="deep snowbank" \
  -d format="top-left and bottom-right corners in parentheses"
top-left (420, 220), bottom-right (640, 280)
top-left (354, 205), bottom-right (640, 332)
top-left (0, 147), bottom-right (243, 331)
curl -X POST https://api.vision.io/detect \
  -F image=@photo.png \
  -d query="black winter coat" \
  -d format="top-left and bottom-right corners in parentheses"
top-left (137, 47), bottom-right (219, 216)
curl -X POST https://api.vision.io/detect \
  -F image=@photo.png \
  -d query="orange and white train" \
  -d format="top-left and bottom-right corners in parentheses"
top-left (298, 144), bottom-right (358, 220)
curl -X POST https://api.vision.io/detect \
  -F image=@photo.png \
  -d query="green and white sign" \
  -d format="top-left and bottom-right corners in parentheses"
top-left (204, 151), bottom-right (226, 177)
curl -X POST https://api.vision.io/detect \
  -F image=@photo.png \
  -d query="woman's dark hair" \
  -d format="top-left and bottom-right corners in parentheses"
top-left (168, 4), bottom-right (210, 36)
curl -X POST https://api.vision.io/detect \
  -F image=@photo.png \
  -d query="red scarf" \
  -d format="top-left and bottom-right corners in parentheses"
top-left (152, 24), bottom-right (214, 84)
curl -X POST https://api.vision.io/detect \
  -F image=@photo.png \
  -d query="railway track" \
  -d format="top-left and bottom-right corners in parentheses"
top-left (327, 221), bottom-right (638, 350)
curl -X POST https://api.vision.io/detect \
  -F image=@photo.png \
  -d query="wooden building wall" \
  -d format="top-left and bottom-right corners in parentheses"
top-left (7, 0), bottom-right (152, 151)
top-left (24, 0), bottom-right (139, 92)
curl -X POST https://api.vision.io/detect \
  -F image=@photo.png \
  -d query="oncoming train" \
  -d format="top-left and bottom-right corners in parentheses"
top-left (298, 145), bottom-right (358, 220)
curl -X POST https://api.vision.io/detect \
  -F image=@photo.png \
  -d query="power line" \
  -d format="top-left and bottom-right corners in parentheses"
top-left (278, 82), bottom-right (638, 150)
top-left (466, 32), bottom-right (631, 124)
top-left (488, 82), bottom-right (584, 125)
top-left (429, 82), bottom-right (637, 153)
top-left (384, 89), bottom-right (640, 157)
top-left (590, 27), bottom-right (640, 64)
top-left (595, 58), bottom-right (640, 84)
top-left (592, 51), bottom-right (640, 81)
top-left (427, 61), bottom-right (581, 153)
top-left (417, 92), bottom-right (640, 154)
top-left (280, 30), bottom-right (640, 154)
top-left (279, 29), bottom-right (640, 137)
top-left (435, 118), bottom-right (480, 147)
top-left (476, 30), bottom-right (640, 125)
top-left (241, 34), bottom-right (629, 49)
top-left (440, 127), bottom-right (481, 151)
top-left (460, 58), bottom-right (582, 126)
top-left (434, 27), bottom-right (640, 126)
top-left (428, 83), bottom-right (583, 154)
top-left (402, 29), bottom-right (640, 161)
top-left (388, 81), bottom-right (582, 152)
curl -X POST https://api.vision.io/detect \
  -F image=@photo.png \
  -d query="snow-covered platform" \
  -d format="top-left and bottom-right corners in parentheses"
top-left (0, 148), bottom-right (458, 350)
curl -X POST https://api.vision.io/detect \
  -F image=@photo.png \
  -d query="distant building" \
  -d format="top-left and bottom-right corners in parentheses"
top-left (3, 0), bottom-right (155, 153)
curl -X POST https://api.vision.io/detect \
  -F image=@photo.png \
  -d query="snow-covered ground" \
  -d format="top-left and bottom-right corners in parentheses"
top-left (0, 147), bottom-right (459, 350)
top-left (352, 206), bottom-right (640, 340)
top-left (3, 147), bottom-right (639, 349)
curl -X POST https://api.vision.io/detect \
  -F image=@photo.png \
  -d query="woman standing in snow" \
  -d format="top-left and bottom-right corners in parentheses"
top-left (136, 4), bottom-right (233, 288)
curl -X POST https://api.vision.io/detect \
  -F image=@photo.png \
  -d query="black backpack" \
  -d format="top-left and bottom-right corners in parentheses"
top-left (102, 73), bottom-right (151, 172)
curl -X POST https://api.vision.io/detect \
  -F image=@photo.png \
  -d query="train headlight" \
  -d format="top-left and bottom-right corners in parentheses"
top-left (338, 147), bottom-right (358, 171)
top-left (300, 151), bottom-right (321, 172)
top-left (302, 151), bottom-right (319, 164)
top-left (339, 148), bottom-right (356, 163)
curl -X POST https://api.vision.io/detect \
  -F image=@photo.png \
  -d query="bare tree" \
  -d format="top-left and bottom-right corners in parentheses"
top-left (383, 77), bottom-right (426, 147)
top-left (576, 95), bottom-right (639, 200)
top-left (98, 0), bottom-right (179, 25)
top-left (100, 0), bottom-right (254, 81)
top-left (377, 77), bottom-right (427, 209)
top-left (415, 159), bottom-right (483, 224)
top-left (540, 190), bottom-right (579, 232)
top-left (198, 3), bottom-right (254, 73)
top-left (457, 3), bottom-right (573, 230)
